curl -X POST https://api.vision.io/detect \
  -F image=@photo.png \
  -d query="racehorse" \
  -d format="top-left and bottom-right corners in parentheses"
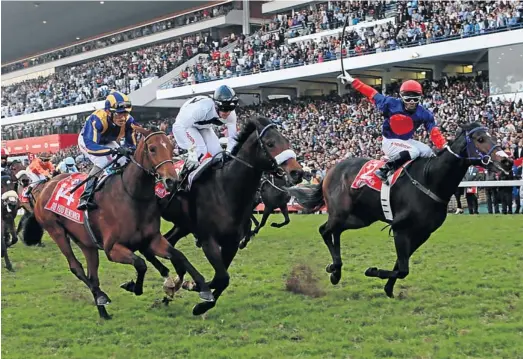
top-left (239, 172), bottom-right (291, 250)
top-left (288, 123), bottom-right (513, 298)
top-left (22, 128), bottom-right (213, 319)
top-left (150, 116), bottom-right (304, 315)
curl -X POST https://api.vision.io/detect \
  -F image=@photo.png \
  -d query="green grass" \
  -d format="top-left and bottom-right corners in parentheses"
top-left (2, 215), bottom-right (522, 359)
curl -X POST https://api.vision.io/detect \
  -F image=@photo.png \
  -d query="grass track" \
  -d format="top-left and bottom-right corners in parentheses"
top-left (2, 215), bottom-right (522, 359)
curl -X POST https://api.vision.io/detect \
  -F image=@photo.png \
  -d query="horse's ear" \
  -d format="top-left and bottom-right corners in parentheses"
top-left (132, 125), bottom-right (152, 138)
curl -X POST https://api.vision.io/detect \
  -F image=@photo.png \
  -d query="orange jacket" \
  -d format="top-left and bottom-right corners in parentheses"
top-left (28, 158), bottom-right (54, 176)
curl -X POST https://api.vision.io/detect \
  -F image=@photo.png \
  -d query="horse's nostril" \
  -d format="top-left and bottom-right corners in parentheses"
top-left (165, 178), bottom-right (175, 190)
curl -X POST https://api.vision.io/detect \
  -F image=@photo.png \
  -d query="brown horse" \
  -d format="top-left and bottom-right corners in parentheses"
top-left (22, 128), bottom-right (212, 319)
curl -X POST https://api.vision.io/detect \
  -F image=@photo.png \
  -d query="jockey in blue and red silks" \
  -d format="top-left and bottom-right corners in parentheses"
top-left (338, 71), bottom-right (447, 183)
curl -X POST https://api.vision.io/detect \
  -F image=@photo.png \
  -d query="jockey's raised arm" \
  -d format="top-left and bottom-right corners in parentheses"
top-left (338, 70), bottom-right (446, 183)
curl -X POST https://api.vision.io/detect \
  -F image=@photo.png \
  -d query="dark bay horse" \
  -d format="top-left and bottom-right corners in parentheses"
top-left (288, 123), bottom-right (513, 298)
top-left (23, 129), bottom-right (212, 319)
top-left (152, 116), bottom-right (304, 315)
top-left (239, 173), bottom-right (291, 249)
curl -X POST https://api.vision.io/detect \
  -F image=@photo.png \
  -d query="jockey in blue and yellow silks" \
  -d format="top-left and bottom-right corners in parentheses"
top-left (77, 91), bottom-right (140, 210)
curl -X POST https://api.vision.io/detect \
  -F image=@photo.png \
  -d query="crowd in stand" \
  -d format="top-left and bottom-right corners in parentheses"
top-left (0, 32), bottom-right (226, 117)
top-left (165, 0), bottom-right (523, 88)
top-left (3, 1), bottom-right (522, 112)
top-left (1, 2), bottom-right (236, 74)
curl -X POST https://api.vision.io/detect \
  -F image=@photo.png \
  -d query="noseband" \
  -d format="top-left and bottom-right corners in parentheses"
top-left (226, 123), bottom-right (297, 174)
top-left (129, 131), bottom-right (174, 181)
top-left (446, 126), bottom-right (502, 165)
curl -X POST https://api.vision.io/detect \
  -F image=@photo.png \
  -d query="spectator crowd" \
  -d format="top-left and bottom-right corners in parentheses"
top-left (164, 0), bottom-right (523, 88)
top-left (2, 1), bottom-right (522, 113)
top-left (1, 2), bottom-right (236, 74)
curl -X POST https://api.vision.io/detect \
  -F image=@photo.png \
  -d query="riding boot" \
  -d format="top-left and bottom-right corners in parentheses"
top-left (375, 151), bottom-right (412, 184)
top-left (374, 162), bottom-right (394, 183)
top-left (77, 177), bottom-right (98, 211)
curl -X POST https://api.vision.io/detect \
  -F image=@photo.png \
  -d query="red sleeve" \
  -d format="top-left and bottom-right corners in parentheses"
top-left (430, 127), bottom-right (447, 149)
top-left (351, 79), bottom-right (379, 103)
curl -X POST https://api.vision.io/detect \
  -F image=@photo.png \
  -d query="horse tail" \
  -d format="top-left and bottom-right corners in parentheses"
top-left (287, 181), bottom-right (325, 212)
top-left (22, 213), bottom-right (43, 246)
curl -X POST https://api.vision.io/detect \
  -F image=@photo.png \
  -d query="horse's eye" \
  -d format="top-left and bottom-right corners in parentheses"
top-left (477, 137), bottom-right (484, 143)
top-left (149, 146), bottom-right (157, 153)
top-left (266, 142), bottom-right (275, 148)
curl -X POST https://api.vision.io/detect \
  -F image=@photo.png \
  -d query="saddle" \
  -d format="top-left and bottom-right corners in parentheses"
top-left (179, 152), bottom-right (229, 191)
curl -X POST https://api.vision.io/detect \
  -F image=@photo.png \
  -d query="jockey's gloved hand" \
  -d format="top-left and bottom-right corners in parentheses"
top-left (186, 147), bottom-right (199, 170)
top-left (112, 147), bottom-right (133, 157)
top-left (337, 71), bottom-right (355, 84)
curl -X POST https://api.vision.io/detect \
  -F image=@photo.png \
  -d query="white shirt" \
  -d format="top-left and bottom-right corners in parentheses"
top-left (174, 96), bottom-right (238, 147)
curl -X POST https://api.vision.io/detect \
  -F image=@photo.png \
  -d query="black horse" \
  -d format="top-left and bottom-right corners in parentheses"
top-left (288, 123), bottom-right (513, 298)
top-left (239, 173), bottom-right (291, 250)
top-left (148, 116), bottom-right (304, 315)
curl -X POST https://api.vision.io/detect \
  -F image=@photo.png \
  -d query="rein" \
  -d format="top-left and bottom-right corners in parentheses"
top-left (403, 126), bottom-right (502, 204)
top-left (228, 123), bottom-right (297, 174)
top-left (121, 131), bottom-right (174, 201)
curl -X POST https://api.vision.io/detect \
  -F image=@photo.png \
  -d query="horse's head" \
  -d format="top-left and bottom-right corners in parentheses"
top-left (448, 122), bottom-right (513, 174)
top-left (133, 127), bottom-right (178, 192)
top-left (232, 117), bottom-right (303, 185)
top-left (1, 191), bottom-right (19, 215)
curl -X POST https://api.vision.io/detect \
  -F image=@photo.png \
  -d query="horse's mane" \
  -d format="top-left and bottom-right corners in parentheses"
top-left (231, 116), bottom-right (273, 156)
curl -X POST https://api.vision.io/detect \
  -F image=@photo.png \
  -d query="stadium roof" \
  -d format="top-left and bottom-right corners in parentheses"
top-left (1, 1), bottom-right (219, 64)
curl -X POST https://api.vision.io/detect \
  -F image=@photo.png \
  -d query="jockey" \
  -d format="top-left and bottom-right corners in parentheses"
top-left (338, 71), bottom-right (447, 182)
top-left (57, 157), bottom-right (79, 174)
top-left (77, 91), bottom-right (139, 210)
top-left (25, 153), bottom-right (54, 195)
top-left (172, 85), bottom-right (239, 172)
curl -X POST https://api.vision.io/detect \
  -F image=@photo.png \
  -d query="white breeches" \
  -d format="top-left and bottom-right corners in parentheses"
top-left (26, 171), bottom-right (47, 186)
top-left (382, 138), bottom-right (434, 161)
top-left (172, 124), bottom-right (222, 158)
top-left (78, 136), bottom-right (127, 171)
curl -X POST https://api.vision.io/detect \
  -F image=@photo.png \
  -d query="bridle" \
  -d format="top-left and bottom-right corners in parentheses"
top-left (128, 131), bottom-right (175, 181)
top-left (445, 126), bottom-right (502, 166)
top-left (227, 123), bottom-right (297, 175)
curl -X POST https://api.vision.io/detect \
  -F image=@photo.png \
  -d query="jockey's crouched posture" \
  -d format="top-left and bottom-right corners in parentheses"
top-left (172, 85), bottom-right (239, 184)
top-left (77, 91), bottom-right (139, 210)
top-left (338, 71), bottom-right (447, 183)
top-left (24, 153), bottom-right (54, 196)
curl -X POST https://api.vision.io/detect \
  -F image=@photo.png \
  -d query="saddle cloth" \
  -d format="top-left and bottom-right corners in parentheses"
top-left (351, 159), bottom-right (412, 192)
top-left (44, 173), bottom-right (87, 224)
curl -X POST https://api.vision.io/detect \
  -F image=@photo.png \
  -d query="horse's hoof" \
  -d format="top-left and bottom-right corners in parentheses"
top-left (199, 291), bottom-right (215, 302)
top-left (365, 267), bottom-right (379, 277)
top-left (330, 272), bottom-right (341, 285)
top-left (36, 242), bottom-right (45, 247)
top-left (162, 296), bottom-right (172, 306)
top-left (325, 263), bottom-right (335, 273)
top-left (182, 280), bottom-right (196, 291)
top-left (134, 287), bottom-right (143, 296)
top-left (192, 301), bottom-right (215, 316)
top-left (238, 240), bottom-right (247, 250)
top-left (99, 311), bottom-right (112, 320)
top-left (96, 294), bottom-right (111, 306)
top-left (120, 280), bottom-right (136, 293)
top-left (6, 265), bottom-right (14, 272)
top-left (270, 223), bottom-right (279, 228)
top-left (384, 285), bottom-right (395, 298)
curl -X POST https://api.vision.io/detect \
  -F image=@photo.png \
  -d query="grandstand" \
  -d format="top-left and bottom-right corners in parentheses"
top-left (1, 0), bottom-right (522, 213)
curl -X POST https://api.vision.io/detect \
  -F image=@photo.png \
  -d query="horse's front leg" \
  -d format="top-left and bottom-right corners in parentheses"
top-left (1, 232), bottom-right (14, 272)
top-left (365, 231), bottom-right (429, 298)
top-left (108, 243), bottom-right (147, 296)
top-left (191, 238), bottom-right (237, 316)
top-left (271, 205), bottom-right (290, 228)
top-left (136, 247), bottom-right (179, 300)
top-left (148, 234), bottom-right (213, 303)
